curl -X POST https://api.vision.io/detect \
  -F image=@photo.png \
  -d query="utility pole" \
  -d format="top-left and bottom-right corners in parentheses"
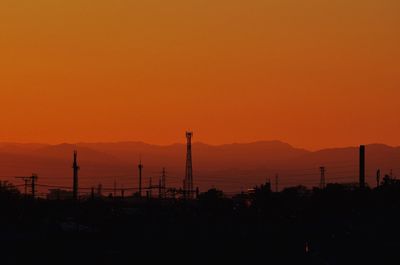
top-left (16, 175), bottom-right (37, 198)
top-left (138, 159), bottom-right (143, 197)
top-left (158, 177), bottom-right (162, 199)
top-left (162, 168), bottom-right (166, 199)
top-left (359, 145), bottom-right (366, 189)
top-left (320, 166), bottom-right (326, 189)
top-left (23, 178), bottom-right (29, 196)
top-left (72, 150), bottom-right (80, 201)
top-left (31, 174), bottom-right (38, 198)
top-left (376, 169), bottom-right (381, 188)
top-left (275, 174), bottom-right (279, 193)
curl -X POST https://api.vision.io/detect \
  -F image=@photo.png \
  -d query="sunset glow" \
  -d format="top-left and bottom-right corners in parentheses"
top-left (1, 0), bottom-right (399, 149)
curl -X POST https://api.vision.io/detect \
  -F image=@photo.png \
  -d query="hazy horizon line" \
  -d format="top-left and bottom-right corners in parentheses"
top-left (0, 140), bottom-right (398, 152)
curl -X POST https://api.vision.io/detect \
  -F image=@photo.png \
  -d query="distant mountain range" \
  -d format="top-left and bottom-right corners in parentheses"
top-left (0, 141), bottom-right (399, 193)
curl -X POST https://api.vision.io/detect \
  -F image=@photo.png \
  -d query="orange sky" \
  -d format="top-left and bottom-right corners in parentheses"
top-left (0, 0), bottom-right (399, 150)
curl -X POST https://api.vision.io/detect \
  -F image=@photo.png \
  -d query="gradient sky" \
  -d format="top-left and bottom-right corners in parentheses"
top-left (0, 0), bottom-right (399, 150)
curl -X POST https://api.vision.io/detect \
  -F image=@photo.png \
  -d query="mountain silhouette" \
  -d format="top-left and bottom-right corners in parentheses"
top-left (0, 141), bottom-right (398, 193)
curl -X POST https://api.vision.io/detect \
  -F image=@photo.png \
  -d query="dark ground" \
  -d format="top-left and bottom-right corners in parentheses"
top-left (0, 184), bottom-right (400, 265)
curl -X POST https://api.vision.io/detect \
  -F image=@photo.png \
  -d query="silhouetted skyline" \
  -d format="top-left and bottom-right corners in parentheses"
top-left (0, 140), bottom-right (398, 198)
top-left (1, 0), bottom-right (399, 264)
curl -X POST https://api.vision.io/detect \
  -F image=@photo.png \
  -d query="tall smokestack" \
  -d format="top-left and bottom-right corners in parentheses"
top-left (359, 145), bottom-right (365, 189)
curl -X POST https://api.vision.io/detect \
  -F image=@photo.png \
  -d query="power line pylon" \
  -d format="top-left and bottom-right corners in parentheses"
top-left (183, 131), bottom-right (194, 199)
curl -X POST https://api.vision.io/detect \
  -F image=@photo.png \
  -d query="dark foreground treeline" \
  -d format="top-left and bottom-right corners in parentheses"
top-left (1, 181), bottom-right (400, 265)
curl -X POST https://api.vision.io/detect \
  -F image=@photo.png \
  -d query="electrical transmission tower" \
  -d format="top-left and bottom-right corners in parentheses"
top-left (72, 150), bottom-right (80, 201)
top-left (183, 131), bottom-right (194, 199)
top-left (320, 166), bottom-right (326, 189)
